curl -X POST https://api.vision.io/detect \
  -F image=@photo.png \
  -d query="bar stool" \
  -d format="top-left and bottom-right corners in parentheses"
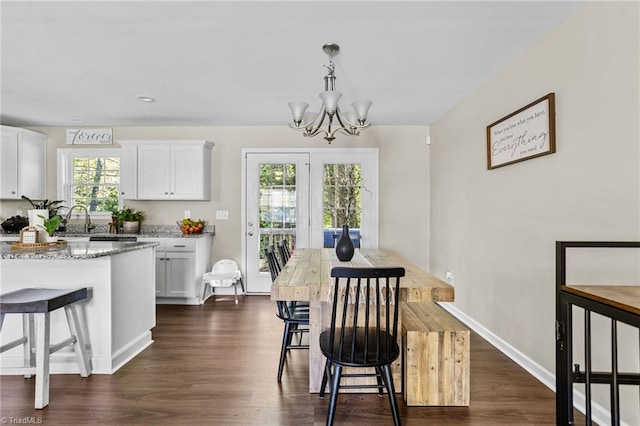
top-left (0, 288), bottom-right (92, 409)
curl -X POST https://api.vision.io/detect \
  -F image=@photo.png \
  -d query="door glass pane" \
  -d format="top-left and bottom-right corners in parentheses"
top-left (323, 163), bottom-right (362, 248)
top-left (258, 163), bottom-right (297, 272)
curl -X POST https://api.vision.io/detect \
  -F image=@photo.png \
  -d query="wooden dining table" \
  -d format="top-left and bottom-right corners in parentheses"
top-left (271, 248), bottom-right (455, 392)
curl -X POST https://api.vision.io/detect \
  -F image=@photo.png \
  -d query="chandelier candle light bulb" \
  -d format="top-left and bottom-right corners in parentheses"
top-left (288, 43), bottom-right (372, 143)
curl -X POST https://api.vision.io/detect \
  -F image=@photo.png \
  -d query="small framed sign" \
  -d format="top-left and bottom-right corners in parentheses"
top-left (486, 93), bottom-right (556, 170)
top-left (66, 128), bottom-right (113, 145)
top-left (20, 227), bottom-right (38, 244)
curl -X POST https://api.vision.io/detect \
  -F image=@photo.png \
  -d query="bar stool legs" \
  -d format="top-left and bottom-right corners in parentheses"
top-left (0, 288), bottom-right (92, 409)
top-left (64, 305), bottom-right (91, 377)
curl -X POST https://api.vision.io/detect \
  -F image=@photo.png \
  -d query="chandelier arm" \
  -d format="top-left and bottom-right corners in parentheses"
top-left (303, 105), bottom-right (327, 137)
top-left (334, 109), bottom-right (357, 133)
top-left (329, 126), bottom-right (359, 139)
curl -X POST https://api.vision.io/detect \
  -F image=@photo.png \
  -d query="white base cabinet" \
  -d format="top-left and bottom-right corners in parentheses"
top-left (0, 125), bottom-right (47, 200)
top-left (140, 235), bottom-right (212, 305)
top-left (156, 249), bottom-right (195, 298)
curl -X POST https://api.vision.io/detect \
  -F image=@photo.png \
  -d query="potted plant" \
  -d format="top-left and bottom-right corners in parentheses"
top-left (22, 196), bottom-right (66, 237)
top-left (37, 214), bottom-right (62, 242)
top-left (22, 195), bottom-right (65, 218)
top-left (112, 206), bottom-right (145, 234)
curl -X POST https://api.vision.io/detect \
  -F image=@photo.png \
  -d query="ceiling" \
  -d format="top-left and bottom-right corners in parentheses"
top-left (1, 1), bottom-right (584, 128)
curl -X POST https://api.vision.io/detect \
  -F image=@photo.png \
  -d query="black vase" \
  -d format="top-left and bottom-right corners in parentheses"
top-left (335, 225), bottom-right (355, 261)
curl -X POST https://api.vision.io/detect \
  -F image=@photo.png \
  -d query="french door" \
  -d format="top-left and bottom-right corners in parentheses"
top-left (244, 153), bottom-right (310, 293)
top-left (243, 149), bottom-right (378, 293)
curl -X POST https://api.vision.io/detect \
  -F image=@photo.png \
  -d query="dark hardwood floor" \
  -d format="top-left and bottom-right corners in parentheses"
top-left (1, 295), bottom-right (585, 425)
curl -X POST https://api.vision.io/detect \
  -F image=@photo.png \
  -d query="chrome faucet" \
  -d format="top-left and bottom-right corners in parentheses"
top-left (64, 205), bottom-right (95, 233)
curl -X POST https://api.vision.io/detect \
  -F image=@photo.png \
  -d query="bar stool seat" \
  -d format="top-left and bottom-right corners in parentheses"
top-left (0, 288), bottom-right (92, 409)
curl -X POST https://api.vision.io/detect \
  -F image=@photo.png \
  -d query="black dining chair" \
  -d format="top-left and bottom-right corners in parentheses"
top-left (276, 239), bottom-right (309, 313)
top-left (319, 266), bottom-right (406, 426)
top-left (277, 239), bottom-right (291, 264)
top-left (265, 245), bottom-right (310, 382)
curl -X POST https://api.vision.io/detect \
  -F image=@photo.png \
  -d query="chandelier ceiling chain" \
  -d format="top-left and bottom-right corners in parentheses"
top-left (288, 43), bottom-right (372, 144)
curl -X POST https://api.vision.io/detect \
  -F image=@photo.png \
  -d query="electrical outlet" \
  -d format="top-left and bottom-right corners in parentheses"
top-left (445, 271), bottom-right (455, 286)
top-left (184, 210), bottom-right (191, 219)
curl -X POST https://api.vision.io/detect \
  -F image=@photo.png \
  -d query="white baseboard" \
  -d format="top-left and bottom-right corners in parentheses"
top-left (438, 302), bottom-right (624, 426)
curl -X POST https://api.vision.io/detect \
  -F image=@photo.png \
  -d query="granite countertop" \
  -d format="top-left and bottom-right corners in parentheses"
top-left (0, 224), bottom-right (215, 239)
top-left (1, 240), bottom-right (160, 260)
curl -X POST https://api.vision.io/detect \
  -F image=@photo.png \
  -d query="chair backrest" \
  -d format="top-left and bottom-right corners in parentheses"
top-left (326, 267), bottom-right (405, 364)
top-left (277, 240), bottom-right (290, 264)
top-left (212, 259), bottom-right (239, 274)
top-left (265, 245), bottom-right (292, 319)
top-left (264, 245), bottom-right (281, 283)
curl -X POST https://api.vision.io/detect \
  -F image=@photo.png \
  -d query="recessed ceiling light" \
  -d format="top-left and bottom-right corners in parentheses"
top-left (71, 118), bottom-right (85, 123)
top-left (137, 95), bottom-right (155, 103)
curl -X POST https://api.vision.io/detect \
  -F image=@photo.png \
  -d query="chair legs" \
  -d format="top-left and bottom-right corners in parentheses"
top-left (326, 364), bottom-right (343, 426)
top-left (277, 321), bottom-right (292, 382)
top-left (319, 359), bottom-right (330, 398)
top-left (381, 364), bottom-right (401, 426)
top-left (320, 362), bottom-right (401, 426)
top-left (203, 280), bottom-right (244, 305)
top-left (277, 320), bottom-right (309, 382)
top-left (34, 312), bottom-right (50, 409)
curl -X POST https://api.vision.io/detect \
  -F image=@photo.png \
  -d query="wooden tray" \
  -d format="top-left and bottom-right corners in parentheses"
top-left (11, 240), bottom-right (68, 251)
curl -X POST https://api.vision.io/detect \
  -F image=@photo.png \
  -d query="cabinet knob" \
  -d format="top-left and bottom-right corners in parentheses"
top-left (121, 192), bottom-right (125, 195)
top-left (11, 191), bottom-right (16, 194)
top-left (164, 192), bottom-right (169, 195)
top-left (170, 192), bottom-right (174, 195)
top-left (247, 232), bottom-right (253, 236)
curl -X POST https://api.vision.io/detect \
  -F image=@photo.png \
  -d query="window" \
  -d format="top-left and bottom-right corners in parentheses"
top-left (323, 163), bottom-right (363, 248)
top-left (57, 149), bottom-right (122, 217)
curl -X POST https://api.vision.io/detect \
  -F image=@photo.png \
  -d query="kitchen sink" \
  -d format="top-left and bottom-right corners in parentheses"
top-left (88, 236), bottom-right (138, 242)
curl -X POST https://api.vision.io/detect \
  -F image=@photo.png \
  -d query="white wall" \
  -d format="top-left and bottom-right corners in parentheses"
top-left (430, 2), bottom-right (639, 424)
top-left (0, 125), bottom-right (430, 269)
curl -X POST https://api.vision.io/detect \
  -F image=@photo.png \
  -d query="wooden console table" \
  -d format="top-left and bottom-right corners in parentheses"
top-left (271, 248), bottom-right (454, 392)
top-left (555, 241), bottom-right (640, 425)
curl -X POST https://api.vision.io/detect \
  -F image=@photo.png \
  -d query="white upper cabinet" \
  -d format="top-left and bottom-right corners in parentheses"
top-left (118, 140), bottom-right (213, 200)
top-left (118, 143), bottom-right (138, 199)
top-left (0, 125), bottom-right (47, 200)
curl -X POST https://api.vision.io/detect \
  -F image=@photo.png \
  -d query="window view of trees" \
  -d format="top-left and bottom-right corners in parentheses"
top-left (324, 163), bottom-right (362, 229)
top-left (71, 157), bottom-right (120, 213)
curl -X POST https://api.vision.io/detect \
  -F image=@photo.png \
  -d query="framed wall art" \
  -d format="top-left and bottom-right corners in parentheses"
top-left (486, 93), bottom-right (555, 170)
top-left (66, 128), bottom-right (113, 145)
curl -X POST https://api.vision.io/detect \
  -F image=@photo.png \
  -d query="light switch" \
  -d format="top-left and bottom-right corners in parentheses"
top-left (184, 210), bottom-right (191, 219)
top-left (216, 210), bottom-right (229, 220)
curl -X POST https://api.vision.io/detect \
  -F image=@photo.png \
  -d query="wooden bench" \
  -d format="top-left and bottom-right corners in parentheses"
top-left (401, 302), bottom-right (470, 406)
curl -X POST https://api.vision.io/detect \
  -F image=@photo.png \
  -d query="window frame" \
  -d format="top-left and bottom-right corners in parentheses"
top-left (57, 148), bottom-right (124, 218)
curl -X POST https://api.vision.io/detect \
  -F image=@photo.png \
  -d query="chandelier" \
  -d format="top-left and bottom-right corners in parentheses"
top-left (288, 43), bottom-right (372, 144)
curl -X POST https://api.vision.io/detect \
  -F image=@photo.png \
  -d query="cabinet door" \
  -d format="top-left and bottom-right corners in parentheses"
top-left (155, 253), bottom-right (167, 296)
top-left (171, 145), bottom-right (204, 199)
top-left (137, 145), bottom-right (171, 199)
top-left (165, 252), bottom-right (196, 297)
top-left (19, 130), bottom-right (46, 199)
top-left (119, 145), bottom-right (138, 199)
top-left (0, 128), bottom-right (19, 199)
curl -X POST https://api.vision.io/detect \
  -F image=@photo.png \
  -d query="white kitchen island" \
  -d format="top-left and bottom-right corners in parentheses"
top-left (0, 240), bottom-right (158, 374)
